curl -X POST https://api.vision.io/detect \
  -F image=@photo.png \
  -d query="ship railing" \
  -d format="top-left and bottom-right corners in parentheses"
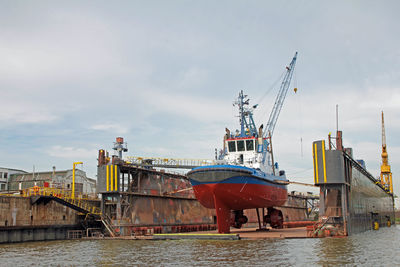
top-left (125, 156), bottom-right (215, 168)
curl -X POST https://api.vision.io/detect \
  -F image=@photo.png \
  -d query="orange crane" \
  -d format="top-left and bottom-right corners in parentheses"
top-left (380, 111), bottom-right (393, 194)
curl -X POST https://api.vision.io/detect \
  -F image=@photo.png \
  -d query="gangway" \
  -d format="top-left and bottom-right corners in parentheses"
top-left (23, 187), bottom-right (101, 215)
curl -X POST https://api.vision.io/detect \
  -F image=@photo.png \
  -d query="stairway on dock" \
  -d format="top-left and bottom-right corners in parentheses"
top-left (21, 187), bottom-right (119, 237)
top-left (24, 187), bottom-right (101, 215)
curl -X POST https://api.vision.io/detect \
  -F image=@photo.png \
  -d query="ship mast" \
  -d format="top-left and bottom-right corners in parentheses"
top-left (234, 90), bottom-right (257, 137)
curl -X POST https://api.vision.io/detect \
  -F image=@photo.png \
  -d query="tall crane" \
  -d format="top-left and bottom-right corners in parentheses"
top-left (264, 52), bottom-right (298, 138)
top-left (380, 111), bottom-right (393, 194)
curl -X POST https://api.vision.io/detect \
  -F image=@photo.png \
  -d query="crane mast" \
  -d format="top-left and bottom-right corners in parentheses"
top-left (380, 111), bottom-right (393, 194)
top-left (264, 52), bottom-right (298, 138)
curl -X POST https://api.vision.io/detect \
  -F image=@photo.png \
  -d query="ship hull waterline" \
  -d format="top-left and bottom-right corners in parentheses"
top-left (188, 166), bottom-right (288, 233)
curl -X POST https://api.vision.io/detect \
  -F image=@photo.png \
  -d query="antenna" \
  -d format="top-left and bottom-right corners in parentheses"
top-left (336, 104), bottom-right (339, 133)
top-left (113, 137), bottom-right (128, 159)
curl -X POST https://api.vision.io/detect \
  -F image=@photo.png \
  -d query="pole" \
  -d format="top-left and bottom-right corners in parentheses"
top-left (72, 162), bottom-right (83, 199)
top-left (336, 104), bottom-right (339, 133)
top-left (269, 131), bottom-right (276, 176)
top-left (256, 208), bottom-right (262, 230)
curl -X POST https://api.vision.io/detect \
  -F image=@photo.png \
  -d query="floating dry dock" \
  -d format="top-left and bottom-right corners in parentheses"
top-left (96, 139), bottom-right (317, 237)
top-left (312, 131), bottom-right (395, 236)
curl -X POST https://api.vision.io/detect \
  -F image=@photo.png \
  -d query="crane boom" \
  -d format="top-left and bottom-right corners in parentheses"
top-left (264, 52), bottom-right (298, 137)
top-left (380, 111), bottom-right (393, 194)
top-left (382, 111), bottom-right (386, 149)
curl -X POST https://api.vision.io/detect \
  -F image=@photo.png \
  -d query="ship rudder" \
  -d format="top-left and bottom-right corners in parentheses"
top-left (213, 194), bottom-right (231, 233)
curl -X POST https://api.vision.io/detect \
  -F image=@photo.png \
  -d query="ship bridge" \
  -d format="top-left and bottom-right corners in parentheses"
top-left (226, 137), bottom-right (257, 153)
top-left (224, 136), bottom-right (269, 171)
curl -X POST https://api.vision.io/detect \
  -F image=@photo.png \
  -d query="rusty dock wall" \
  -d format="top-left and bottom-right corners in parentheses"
top-left (97, 163), bottom-right (216, 236)
top-left (0, 195), bottom-right (87, 243)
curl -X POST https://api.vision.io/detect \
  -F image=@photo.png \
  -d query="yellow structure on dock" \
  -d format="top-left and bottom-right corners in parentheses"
top-left (380, 111), bottom-right (393, 194)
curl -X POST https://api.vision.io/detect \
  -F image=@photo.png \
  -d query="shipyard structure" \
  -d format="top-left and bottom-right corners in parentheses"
top-left (0, 136), bottom-right (315, 243)
top-left (312, 130), bottom-right (395, 236)
top-left (95, 137), bottom-right (316, 236)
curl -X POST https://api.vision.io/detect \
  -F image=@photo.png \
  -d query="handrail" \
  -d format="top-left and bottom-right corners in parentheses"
top-left (126, 156), bottom-right (215, 168)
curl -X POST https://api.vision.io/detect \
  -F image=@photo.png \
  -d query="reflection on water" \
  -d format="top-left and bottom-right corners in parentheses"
top-left (0, 226), bottom-right (399, 266)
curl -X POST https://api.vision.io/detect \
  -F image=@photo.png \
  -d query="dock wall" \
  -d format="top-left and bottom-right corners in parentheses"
top-left (0, 196), bottom-right (82, 243)
top-left (0, 225), bottom-right (80, 243)
top-left (313, 139), bottom-right (395, 235)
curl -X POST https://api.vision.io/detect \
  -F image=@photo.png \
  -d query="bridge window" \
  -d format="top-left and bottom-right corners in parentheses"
top-left (228, 141), bottom-right (236, 152)
top-left (246, 140), bottom-right (254, 151)
top-left (237, 140), bottom-right (245, 152)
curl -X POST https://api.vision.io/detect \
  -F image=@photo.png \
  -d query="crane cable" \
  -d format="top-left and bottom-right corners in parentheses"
top-left (254, 70), bottom-right (286, 123)
top-left (256, 70), bottom-right (286, 105)
top-left (293, 66), bottom-right (304, 158)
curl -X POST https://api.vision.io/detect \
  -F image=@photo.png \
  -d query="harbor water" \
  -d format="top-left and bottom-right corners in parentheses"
top-left (0, 226), bottom-right (399, 266)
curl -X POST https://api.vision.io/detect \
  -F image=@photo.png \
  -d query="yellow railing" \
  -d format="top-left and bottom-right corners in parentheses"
top-left (22, 187), bottom-right (101, 215)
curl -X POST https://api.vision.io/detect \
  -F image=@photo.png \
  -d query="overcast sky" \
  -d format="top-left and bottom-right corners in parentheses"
top-left (1, 1), bottom-right (399, 197)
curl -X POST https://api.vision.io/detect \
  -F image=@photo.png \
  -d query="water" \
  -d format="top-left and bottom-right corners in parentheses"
top-left (0, 226), bottom-right (399, 266)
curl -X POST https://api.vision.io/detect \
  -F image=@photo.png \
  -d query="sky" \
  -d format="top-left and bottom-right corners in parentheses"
top-left (1, 1), bottom-right (400, 198)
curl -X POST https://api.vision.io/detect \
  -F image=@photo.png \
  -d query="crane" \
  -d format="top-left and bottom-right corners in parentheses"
top-left (264, 52), bottom-right (298, 138)
top-left (380, 111), bottom-right (393, 194)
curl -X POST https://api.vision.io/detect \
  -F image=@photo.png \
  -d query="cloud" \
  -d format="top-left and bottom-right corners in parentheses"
top-left (0, 101), bottom-right (58, 124)
top-left (1, 1), bottom-right (400, 197)
top-left (90, 123), bottom-right (129, 134)
top-left (139, 90), bottom-right (234, 123)
top-left (46, 145), bottom-right (98, 159)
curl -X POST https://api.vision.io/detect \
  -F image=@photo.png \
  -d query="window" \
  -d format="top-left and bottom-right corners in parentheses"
top-left (246, 140), bottom-right (254, 151)
top-left (228, 141), bottom-right (236, 152)
top-left (237, 140), bottom-right (245, 151)
top-left (3, 173), bottom-right (7, 179)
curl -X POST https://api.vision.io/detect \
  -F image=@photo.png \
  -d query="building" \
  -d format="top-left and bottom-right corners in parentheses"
top-left (0, 167), bottom-right (27, 191)
top-left (8, 168), bottom-right (96, 196)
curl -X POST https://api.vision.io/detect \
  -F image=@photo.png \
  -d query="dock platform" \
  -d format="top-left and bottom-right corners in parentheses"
top-left (230, 227), bottom-right (308, 239)
top-left (151, 227), bottom-right (308, 240)
top-left (152, 227), bottom-right (307, 240)
top-left (90, 227), bottom-right (309, 241)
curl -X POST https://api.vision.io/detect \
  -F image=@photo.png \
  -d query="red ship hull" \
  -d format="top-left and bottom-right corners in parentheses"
top-left (192, 182), bottom-right (287, 233)
top-left (193, 183), bottom-right (287, 210)
top-left (188, 165), bottom-right (288, 233)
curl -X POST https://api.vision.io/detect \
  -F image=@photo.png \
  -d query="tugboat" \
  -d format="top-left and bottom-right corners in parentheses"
top-left (187, 53), bottom-right (297, 233)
